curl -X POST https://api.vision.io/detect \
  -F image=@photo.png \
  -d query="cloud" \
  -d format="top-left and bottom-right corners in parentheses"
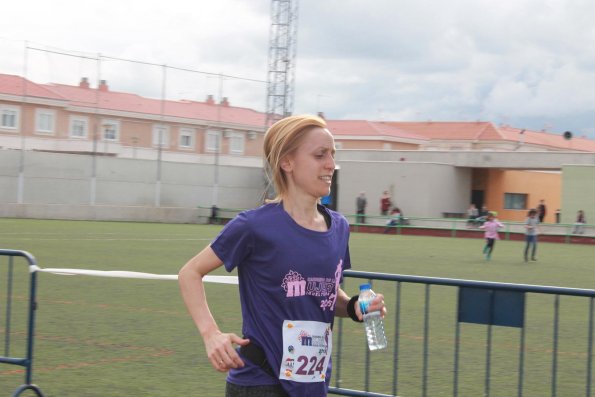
top-left (293, 0), bottom-right (595, 137)
top-left (1, 0), bottom-right (594, 138)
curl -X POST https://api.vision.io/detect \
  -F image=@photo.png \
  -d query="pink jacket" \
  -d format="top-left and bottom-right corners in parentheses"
top-left (480, 220), bottom-right (504, 239)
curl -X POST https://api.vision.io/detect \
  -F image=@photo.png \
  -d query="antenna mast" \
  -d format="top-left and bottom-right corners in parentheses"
top-left (265, 0), bottom-right (299, 127)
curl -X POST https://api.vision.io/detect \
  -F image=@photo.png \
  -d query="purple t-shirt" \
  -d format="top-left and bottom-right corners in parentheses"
top-left (210, 202), bottom-right (351, 396)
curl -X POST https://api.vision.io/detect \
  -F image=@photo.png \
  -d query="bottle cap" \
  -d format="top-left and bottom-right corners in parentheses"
top-left (359, 283), bottom-right (371, 291)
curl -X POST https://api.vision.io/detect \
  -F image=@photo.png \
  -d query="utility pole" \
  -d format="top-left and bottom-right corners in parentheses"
top-left (265, 0), bottom-right (299, 127)
top-left (155, 64), bottom-right (166, 207)
top-left (212, 73), bottom-right (223, 209)
top-left (18, 42), bottom-right (28, 204)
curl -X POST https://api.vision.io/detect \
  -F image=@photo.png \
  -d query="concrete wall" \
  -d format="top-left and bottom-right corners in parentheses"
top-left (337, 150), bottom-right (595, 170)
top-left (0, 150), bottom-right (20, 202)
top-left (2, 148), bottom-right (591, 224)
top-left (0, 149), bottom-right (265, 222)
top-left (561, 165), bottom-right (595, 224)
top-left (335, 160), bottom-right (471, 218)
top-left (0, 203), bottom-right (204, 223)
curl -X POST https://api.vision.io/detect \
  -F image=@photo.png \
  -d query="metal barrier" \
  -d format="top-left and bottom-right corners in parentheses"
top-left (0, 249), bottom-right (45, 397)
top-left (329, 270), bottom-right (595, 397)
top-left (197, 207), bottom-right (594, 243)
top-left (2, 246), bottom-right (593, 396)
top-left (350, 215), bottom-right (595, 244)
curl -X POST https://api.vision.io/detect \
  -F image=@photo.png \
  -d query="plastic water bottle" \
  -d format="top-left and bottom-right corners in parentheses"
top-left (359, 283), bottom-right (388, 351)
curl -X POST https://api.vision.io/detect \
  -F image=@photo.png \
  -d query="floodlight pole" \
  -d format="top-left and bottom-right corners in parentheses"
top-left (265, 0), bottom-right (299, 126)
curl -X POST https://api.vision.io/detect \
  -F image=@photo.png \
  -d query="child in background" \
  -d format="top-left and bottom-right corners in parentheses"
top-left (524, 208), bottom-right (540, 262)
top-left (479, 212), bottom-right (504, 261)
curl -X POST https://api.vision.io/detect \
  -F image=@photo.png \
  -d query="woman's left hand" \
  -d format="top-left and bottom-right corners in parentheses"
top-left (355, 294), bottom-right (387, 321)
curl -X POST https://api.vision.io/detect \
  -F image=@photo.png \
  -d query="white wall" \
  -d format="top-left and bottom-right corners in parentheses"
top-left (561, 165), bottom-right (595, 224)
top-left (337, 150), bottom-right (595, 170)
top-left (336, 160), bottom-right (471, 218)
top-left (0, 149), bottom-right (264, 222)
top-left (9, 148), bottom-right (589, 224)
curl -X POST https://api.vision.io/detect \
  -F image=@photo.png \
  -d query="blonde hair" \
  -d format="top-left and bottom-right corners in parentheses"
top-left (263, 114), bottom-right (327, 202)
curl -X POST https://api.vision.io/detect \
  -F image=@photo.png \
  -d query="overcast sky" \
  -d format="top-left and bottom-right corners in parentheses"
top-left (2, 0), bottom-right (594, 138)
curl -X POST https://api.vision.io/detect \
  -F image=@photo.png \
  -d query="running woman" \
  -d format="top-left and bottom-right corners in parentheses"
top-left (178, 114), bottom-right (387, 397)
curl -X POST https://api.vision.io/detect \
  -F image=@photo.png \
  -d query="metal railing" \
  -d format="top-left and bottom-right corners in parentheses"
top-left (329, 270), bottom-right (595, 397)
top-left (3, 247), bottom-right (594, 396)
top-left (0, 249), bottom-right (45, 397)
top-left (349, 214), bottom-right (594, 243)
top-left (196, 206), bottom-right (594, 242)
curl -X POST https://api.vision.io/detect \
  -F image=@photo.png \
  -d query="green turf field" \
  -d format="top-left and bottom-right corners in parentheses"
top-left (1, 218), bottom-right (593, 396)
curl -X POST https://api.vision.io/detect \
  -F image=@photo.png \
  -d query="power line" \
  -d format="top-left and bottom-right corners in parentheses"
top-left (25, 43), bottom-right (266, 84)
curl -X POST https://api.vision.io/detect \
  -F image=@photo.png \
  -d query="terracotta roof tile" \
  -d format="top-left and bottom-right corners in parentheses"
top-left (2, 74), bottom-right (595, 151)
top-left (0, 74), bottom-right (66, 101)
top-left (498, 126), bottom-right (595, 152)
top-left (382, 121), bottom-right (499, 140)
top-left (44, 83), bottom-right (266, 127)
top-left (326, 120), bottom-right (428, 141)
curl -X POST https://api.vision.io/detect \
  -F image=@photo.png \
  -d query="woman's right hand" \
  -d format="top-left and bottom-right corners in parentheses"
top-left (203, 328), bottom-right (250, 372)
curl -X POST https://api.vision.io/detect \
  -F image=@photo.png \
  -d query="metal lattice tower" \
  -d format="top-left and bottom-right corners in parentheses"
top-left (265, 0), bottom-right (299, 127)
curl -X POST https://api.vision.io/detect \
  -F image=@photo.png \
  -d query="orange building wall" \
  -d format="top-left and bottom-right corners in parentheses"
top-left (1, 100), bottom-right (265, 157)
top-left (337, 140), bottom-right (384, 149)
top-left (16, 103), bottom-right (39, 136)
top-left (391, 142), bottom-right (419, 150)
top-left (484, 169), bottom-right (561, 223)
top-left (242, 133), bottom-right (264, 156)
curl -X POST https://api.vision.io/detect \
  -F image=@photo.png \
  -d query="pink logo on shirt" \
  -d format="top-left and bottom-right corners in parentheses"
top-left (282, 270), bottom-right (307, 297)
top-left (281, 260), bottom-right (343, 311)
top-left (320, 260), bottom-right (342, 311)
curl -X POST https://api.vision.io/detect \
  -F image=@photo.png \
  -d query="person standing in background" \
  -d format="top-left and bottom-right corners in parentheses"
top-left (537, 199), bottom-right (547, 223)
top-left (355, 191), bottom-right (367, 223)
top-left (380, 190), bottom-right (392, 216)
top-left (524, 208), bottom-right (540, 262)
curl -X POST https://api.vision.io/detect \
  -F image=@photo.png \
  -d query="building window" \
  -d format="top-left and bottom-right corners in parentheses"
top-left (102, 119), bottom-right (120, 141)
top-left (152, 124), bottom-right (170, 148)
top-left (0, 106), bottom-right (19, 130)
top-left (69, 116), bottom-right (88, 138)
top-left (35, 109), bottom-right (55, 134)
top-left (179, 127), bottom-right (195, 149)
top-left (504, 193), bottom-right (528, 210)
top-left (229, 133), bottom-right (245, 154)
top-left (205, 130), bottom-right (221, 152)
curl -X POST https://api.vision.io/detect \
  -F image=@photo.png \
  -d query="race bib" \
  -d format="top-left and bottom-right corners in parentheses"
top-left (279, 320), bottom-right (332, 383)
